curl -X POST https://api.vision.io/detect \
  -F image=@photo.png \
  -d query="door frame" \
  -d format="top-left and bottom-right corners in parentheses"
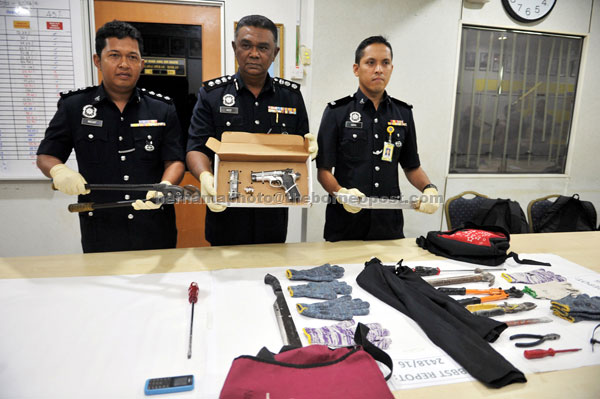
top-left (85, 0), bottom-right (225, 85)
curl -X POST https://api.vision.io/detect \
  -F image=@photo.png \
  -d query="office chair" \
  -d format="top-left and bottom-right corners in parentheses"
top-left (444, 191), bottom-right (489, 230)
top-left (527, 194), bottom-right (559, 233)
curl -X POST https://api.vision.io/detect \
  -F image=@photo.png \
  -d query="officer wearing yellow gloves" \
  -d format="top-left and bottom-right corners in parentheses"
top-left (316, 36), bottom-right (439, 241)
top-left (36, 21), bottom-right (184, 253)
top-left (186, 15), bottom-right (313, 245)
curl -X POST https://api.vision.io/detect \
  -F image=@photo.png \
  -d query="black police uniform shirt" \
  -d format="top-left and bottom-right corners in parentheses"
top-left (316, 88), bottom-right (421, 242)
top-left (37, 84), bottom-right (184, 253)
top-left (187, 72), bottom-right (309, 246)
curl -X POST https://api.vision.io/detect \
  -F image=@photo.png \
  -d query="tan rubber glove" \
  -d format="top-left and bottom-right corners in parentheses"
top-left (336, 187), bottom-right (365, 214)
top-left (304, 133), bottom-right (318, 160)
top-left (50, 164), bottom-right (90, 195)
top-left (200, 171), bottom-right (226, 213)
top-left (132, 180), bottom-right (171, 210)
top-left (416, 187), bottom-right (440, 214)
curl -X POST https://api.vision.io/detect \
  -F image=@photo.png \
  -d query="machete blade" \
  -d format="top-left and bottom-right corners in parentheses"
top-left (265, 273), bottom-right (302, 347)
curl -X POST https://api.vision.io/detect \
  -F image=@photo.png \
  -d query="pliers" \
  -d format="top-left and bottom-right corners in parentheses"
top-left (509, 333), bottom-right (560, 348)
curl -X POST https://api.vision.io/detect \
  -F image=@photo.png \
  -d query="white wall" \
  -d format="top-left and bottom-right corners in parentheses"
top-left (1, 0), bottom-right (599, 257)
top-left (306, 0), bottom-right (463, 241)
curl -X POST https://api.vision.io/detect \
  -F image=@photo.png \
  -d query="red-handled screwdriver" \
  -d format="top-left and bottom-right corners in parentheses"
top-left (187, 282), bottom-right (199, 359)
top-left (524, 348), bottom-right (581, 359)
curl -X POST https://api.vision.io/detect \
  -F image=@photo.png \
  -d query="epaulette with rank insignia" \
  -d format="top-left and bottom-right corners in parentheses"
top-left (391, 97), bottom-right (413, 109)
top-left (203, 75), bottom-right (233, 91)
top-left (140, 88), bottom-right (173, 103)
top-left (328, 95), bottom-right (353, 108)
top-left (59, 86), bottom-right (96, 99)
top-left (273, 77), bottom-right (300, 91)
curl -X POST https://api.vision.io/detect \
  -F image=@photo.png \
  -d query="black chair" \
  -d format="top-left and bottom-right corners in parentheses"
top-left (527, 194), bottom-right (559, 233)
top-left (444, 191), bottom-right (489, 230)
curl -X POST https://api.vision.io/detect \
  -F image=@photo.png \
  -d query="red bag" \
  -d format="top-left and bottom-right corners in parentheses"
top-left (219, 323), bottom-right (394, 399)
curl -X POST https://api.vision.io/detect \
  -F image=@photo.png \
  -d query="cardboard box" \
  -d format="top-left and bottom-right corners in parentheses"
top-left (206, 132), bottom-right (312, 207)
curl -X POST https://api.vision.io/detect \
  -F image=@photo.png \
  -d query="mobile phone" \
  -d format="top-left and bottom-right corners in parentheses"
top-left (144, 375), bottom-right (194, 395)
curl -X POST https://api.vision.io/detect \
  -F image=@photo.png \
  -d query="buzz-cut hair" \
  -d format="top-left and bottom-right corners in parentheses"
top-left (235, 15), bottom-right (278, 43)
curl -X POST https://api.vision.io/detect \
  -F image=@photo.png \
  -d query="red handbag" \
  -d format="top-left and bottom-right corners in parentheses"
top-left (219, 323), bottom-right (394, 399)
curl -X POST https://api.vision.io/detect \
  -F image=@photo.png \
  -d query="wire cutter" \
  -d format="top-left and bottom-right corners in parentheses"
top-left (509, 333), bottom-right (560, 348)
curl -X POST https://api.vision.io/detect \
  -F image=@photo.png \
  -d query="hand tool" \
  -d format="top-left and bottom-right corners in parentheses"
top-left (591, 323), bottom-right (600, 352)
top-left (523, 348), bottom-right (581, 359)
top-left (412, 266), bottom-right (506, 276)
top-left (522, 286), bottom-right (537, 298)
top-left (427, 271), bottom-right (495, 287)
top-left (472, 302), bottom-right (536, 317)
top-left (504, 317), bottom-right (553, 327)
top-left (510, 333), bottom-right (560, 347)
top-left (265, 274), bottom-right (302, 347)
top-left (187, 282), bottom-right (199, 359)
top-left (441, 286), bottom-right (524, 306)
top-left (66, 183), bottom-right (203, 213)
top-left (334, 193), bottom-right (418, 209)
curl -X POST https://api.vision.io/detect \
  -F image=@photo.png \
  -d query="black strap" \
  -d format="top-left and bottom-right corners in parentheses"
top-left (354, 322), bottom-right (394, 380)
top-left (507, 252), bottom-right (551, 266)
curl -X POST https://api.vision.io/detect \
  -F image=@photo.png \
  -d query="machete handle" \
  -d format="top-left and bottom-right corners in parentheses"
top-left (68, 202), bottom-right (95, 213)
top-left (264, 273), bottom-right (282, 293)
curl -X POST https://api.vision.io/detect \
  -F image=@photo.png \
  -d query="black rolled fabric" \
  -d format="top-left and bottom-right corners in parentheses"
top-left (356, 258), bottom-right (526, 388)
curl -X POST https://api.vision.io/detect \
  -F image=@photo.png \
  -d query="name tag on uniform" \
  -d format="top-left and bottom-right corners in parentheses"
top-left (268, 106), bottom-right (296, 115)
top-left (220, 106), bottom-right (239, 114)
top-left (81, 118), bottom-right (103, 127)
top-left (130, 120), bottom-right (166, 127)
top-left (345, 121), bottom-right (363, 129)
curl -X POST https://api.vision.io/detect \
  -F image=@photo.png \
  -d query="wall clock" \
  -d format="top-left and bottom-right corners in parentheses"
top-left (501, 0), bottom-right (557, 22)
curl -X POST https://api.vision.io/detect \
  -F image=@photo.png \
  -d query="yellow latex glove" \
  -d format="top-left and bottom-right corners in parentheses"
top-left (132, 180), bottom-right (171, 210)
top-left (304, 133), bottom-right (318, 160)
top-left (200, 171), bottom-right (226, 213)
top-left (50, 164), bottom-right (90, 195)
top-left (336, 187), bottom-right (365, 214)
top-left (416, 187), bottom-right (440, 214)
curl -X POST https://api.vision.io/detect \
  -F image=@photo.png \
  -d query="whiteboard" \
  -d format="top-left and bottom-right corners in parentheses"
top-left (0, 0), bottom-right (87, 179)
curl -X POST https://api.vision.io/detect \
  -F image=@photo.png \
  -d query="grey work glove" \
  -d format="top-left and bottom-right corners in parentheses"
top-left (529, 281), bottom-right (581, 300)
top-left (296, 295), bottom-right (370, 321)
top-left (551, 294), bottom-right (600, 315)
top-left (501, 268), bottom-right (566, 284)
top-left (288, 280), bottom-right (352, 300)
top-left (286, 263), bottom-right (345, 282)
top-left (302, 320), bottom-right (391, 350)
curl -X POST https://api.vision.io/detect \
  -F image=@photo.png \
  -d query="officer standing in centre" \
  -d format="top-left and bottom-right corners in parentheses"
top-left (316, 36), bottom-right (440, 242)
top-left (186, 14), bottom-right (317, 246)
top-left (36, 20), bottom-right (185, 253)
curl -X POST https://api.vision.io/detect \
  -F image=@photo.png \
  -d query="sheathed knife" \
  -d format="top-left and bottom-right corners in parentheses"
top-left (334, 193), bottom-right (418, 209)
top-left (264, 274), bottom-right (302, 347)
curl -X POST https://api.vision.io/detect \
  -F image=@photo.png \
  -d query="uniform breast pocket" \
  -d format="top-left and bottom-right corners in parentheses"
top-left (215, 114), bottom-right (245, 134)
top-left (341, 128), bottom-right (368, 161)
top-left (74, 129), bottom-right (108, 164)
top-left (134, 129), bottom-right (162, 162)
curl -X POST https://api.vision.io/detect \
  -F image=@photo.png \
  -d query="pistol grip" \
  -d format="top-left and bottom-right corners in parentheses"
top-left (282, 175), bottom-right (301, 202)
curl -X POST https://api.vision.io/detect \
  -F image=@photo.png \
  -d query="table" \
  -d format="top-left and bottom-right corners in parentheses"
top-left (1, 231), bottom-right (599, 398)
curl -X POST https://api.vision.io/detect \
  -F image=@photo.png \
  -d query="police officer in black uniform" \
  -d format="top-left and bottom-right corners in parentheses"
top-left (37, 20), bottom-right (185, 253)
top-left (186, 15), bottom-right (316, 246)
top-left (316, 36), bottom-right (440, 242)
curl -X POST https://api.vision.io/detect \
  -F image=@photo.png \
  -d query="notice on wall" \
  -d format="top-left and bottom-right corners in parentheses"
top-left (0, 0), bottom-right (86, 179)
